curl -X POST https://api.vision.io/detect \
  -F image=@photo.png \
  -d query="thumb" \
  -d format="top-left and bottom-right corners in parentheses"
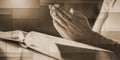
top-left (69, 8), bottom-right (75, 14)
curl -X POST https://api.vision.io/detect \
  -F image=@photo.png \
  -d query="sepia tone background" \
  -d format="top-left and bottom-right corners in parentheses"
top-left (0, 0), bottom-right (99, 37)
top-left (1, 0), bottom-right (117, 60)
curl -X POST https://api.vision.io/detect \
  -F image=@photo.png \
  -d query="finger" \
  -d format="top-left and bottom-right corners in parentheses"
top-left (56, 7), bottom-right (78, 22)
top-left (50, 10), bottom-right (68, 27)
top-left (49, 5), bottom-right (56, 15)
top-left (53, 19), bottom-right (66, 31)
top-left (49, 4), bottom-right (63, 10)
top-left (69, 8), bottom-right (86, 26)
top-left (53, 20), bottom-right (71, 39)
top-left (69, 8), bottom-right (89, 24)
top-left (49, 5), bottom-right (53, 11)
top-left (70, 8), bottom-right (87, 20)
top-left (49, 5), bottom-right (57, 14)
top-left (54, 7), bottom-right (73, 23)
top-left (54, 4), bottom-right (64, 9)
top-left (49, 5), bottom-right (69, 28)
top-left (73, 10), bottom-right (91, 28)
top-left (69, 8), bottom-right (91, 29)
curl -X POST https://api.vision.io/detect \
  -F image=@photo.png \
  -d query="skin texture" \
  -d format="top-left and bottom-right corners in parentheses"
top-left (49, 4), bottom-right (119, 44)
top-left (49, 4), bottom-right (94, 43)
top-left (49, 4), bottom-right (120, 60)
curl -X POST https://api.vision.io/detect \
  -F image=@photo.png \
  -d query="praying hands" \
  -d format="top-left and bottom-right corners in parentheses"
top-left (49, 4), bottom-right (94, 43)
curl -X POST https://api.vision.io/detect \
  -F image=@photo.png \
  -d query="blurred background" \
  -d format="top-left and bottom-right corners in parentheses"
top-left (0, 0), bottom-right (99, 37)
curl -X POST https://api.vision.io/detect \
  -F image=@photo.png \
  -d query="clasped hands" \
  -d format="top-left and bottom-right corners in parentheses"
top-left (49, 4), bottom-right (95, 43)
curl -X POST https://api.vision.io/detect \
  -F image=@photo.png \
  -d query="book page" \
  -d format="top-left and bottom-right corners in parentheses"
top-left (0, 30), bottom-right (26, 42)
top-left (24, 31), bottom-right (62, 60)
top-left (24, 31), bottom-right (117, 60)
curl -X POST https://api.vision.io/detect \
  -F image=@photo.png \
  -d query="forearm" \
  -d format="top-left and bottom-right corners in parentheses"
top-left (90, 32), bottom-right (120, 58)
top-left (91, 32), bottom-right (119, 50)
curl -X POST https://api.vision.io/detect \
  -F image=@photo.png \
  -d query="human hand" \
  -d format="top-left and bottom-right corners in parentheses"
top-left (49, 4), bottom-right (94, 43)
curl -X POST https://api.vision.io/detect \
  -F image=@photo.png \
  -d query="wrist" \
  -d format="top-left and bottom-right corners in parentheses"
top-left (92, 32), bottom-right (117, 45)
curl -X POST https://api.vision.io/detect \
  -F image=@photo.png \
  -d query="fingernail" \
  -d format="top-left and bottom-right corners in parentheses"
top-left (54, 4), bottom-right (61, 8)
top-left (53, 11), bottom-right (56, 15)
top-left (48, 5), bottom-right (52, 10)
top-left (54, 4), bottom-right (64, 9)
top-left (52, 6), bottom-right (56, 11)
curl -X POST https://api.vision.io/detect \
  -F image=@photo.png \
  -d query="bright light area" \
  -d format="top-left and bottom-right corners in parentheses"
top-left (0, 0), bottom-right (39, 8)
top-left (8, 0), bottom-right (29, 8)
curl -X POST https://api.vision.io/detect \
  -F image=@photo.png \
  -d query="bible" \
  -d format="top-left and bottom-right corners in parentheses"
top-left (0, 30), bottom-right (117, 60)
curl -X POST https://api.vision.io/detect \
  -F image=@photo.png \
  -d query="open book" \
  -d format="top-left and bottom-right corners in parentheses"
top-left (0, 30), bottom-right (26, 42)
top-left (0, 30), bottom-right (117, 60)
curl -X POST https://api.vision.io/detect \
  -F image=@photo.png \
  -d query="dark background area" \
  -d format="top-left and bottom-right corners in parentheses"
top-left (0, 0), bottom-right (99, 37)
